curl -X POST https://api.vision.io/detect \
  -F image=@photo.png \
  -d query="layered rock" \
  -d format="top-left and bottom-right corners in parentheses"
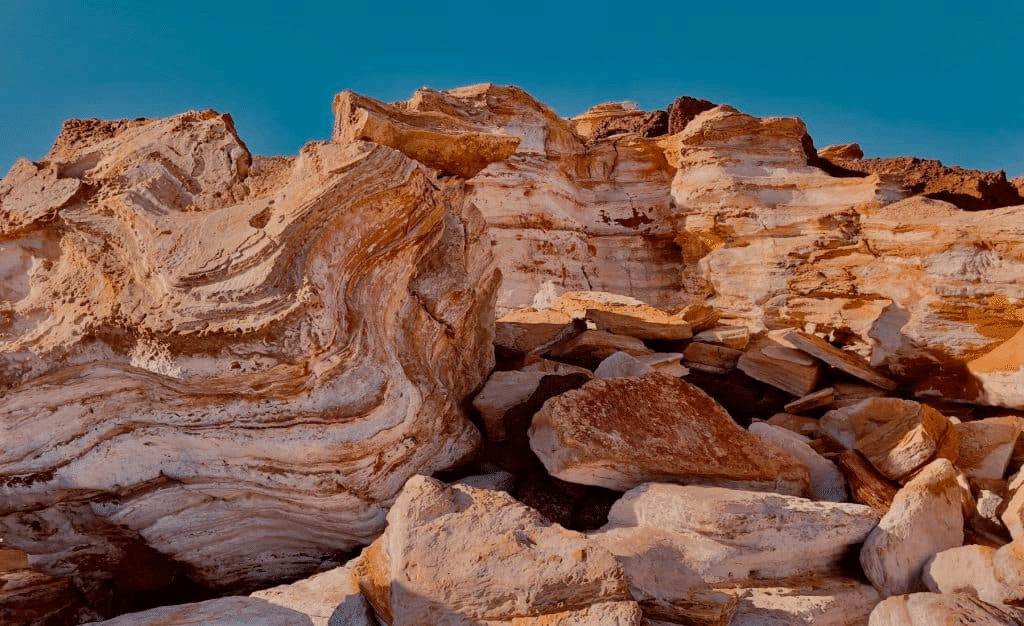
top-left (336, 83), bottom-right (1024, 409)
top-left (0, 106), bottom-right (498, 594)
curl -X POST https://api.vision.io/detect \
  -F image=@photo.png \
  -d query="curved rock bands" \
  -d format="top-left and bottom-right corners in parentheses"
top-left (0, 107), bottom-right (497, 590)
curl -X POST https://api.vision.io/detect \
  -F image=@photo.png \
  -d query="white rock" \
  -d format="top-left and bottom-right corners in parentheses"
top-left (749, 422), bottom-right (848, 502)
top-left (728, 576), bottom-right (880, 626)
top-left (596, 483), bottom-right (879, 583)
top-left (250, 561), bottom-right (376, 626)
top-left (860, 459), bottom-right (964, 596)
top-left (955, 417), bottom-right (1021, 481)
top-left (868, 592), bottom-right (1024, 625)
top-left (82, 596), bottom-right (323, 625)
top-left (922, 544), bottom-right (1009, 605)
top-left (820, 398), bottom-right (954, 482)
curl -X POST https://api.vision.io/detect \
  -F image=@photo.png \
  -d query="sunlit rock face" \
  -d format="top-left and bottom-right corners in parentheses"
top-left (0, 109), bottom-right (498, 589)
top-left (340, 84), bottom-right (1024, 405)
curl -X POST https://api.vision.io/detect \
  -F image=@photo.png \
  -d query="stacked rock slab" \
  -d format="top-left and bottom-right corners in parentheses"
top-left (0, 106), bottom-right (499, 594)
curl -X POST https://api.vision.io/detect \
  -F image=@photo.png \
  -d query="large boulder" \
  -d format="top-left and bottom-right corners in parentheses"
top-left (529, 374), bottom-right (810, 494)
top-left (594, 483), bottom-right (880, 583)
top-left (868, 592), bottom-right (1024, 626)
top-left (350, 475), bottom-right (640, 625)
top-left (860, 459), bottom-right (964, 596)
top-left (0, 107), bottom-right (498, 594)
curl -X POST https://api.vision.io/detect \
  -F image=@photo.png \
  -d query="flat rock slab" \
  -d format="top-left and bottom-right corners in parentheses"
top-left (547, 291), bottom-right (692, 340)
top-left (784, 387), bottom-right (836, 414)
top-left (738, 334), bottom-right (822, 397)
top-left (494, 309), bottom-right (580, 358)
top-left (683, 342), bottom-right (742, 374)
top-left (83, 596), bottom-right (327, 626)
top-left (529, 374), bottom-right (810, 494)
top-left (784, 331), bottom-right (896, 391)
top-left (594, 351), bottom-right (687, 379)
top-left (547, 329), bottom-right (653, 370)
top-left (693, 325), bottom-right (750, 349)
top-left (596, 483), bottom-right (879, 583)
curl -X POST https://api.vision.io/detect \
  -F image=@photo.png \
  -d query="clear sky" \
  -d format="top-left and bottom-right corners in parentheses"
top-left (2, 1), bottom-right (1022, 177)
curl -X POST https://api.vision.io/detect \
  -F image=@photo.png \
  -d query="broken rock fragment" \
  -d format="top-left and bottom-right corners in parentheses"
top-left (820, 398), bottom-right (955, 482)
top-left (529, 374), bottom-right (810, 494)
top-left (784, 331), bottom-right (896, 391)
top-left (547, 329), bottom-right (653, 370)
top-left (738, 333), bottom-right (822, 397)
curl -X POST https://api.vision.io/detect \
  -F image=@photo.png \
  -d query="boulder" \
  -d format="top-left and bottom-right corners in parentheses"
top-left (922, 544), bottom-right (1009, 606)
top-left (547, 330), bottom-right (653, 370)
top-left (595, 483), bottom-right (879, 583)
top-left (249, 561), bottom-right (375, 626)
top-left (590, 527), bottom-right (738, 625)
top-left (350, 475), bottom-right (639, 625)
top-left (1002, 469), bottom-right (1024, 538)
top-left (868, 592), bottom-right (1024, 626)
top-left (860, 459), bottom-right (964, 596)
top-left (529, 374), bottom-right (810, 494)
top-left (749, 422), bottom-right (848, 501)
top-left (594, 351), bottom-right (687, 379)
top-left (728, 576), bottom-right (880, 626)
top-left (820, 398), bottom-right (955, 482)
top-left (955, 417), bottom-right (1022, 481)
top-left (738, 333), bottom-right (822, 397)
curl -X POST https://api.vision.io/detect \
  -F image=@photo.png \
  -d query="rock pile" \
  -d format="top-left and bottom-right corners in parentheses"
top-left (4, 83), bottom-right (1024, 624)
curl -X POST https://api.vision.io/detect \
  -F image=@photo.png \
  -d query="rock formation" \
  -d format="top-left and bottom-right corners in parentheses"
top-left (5, 81), bottom-right (1024, 624)
top-left (0, 106), bottom-right (498, 601)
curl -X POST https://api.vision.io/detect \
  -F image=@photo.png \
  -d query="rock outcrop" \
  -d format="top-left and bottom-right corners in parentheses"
top-left (0, 105), bottom-right (498, 599)
top-left (6, 81), bottom-right (1024, 624)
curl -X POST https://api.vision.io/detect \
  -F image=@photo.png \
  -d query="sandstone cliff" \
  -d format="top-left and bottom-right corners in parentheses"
top-left (4, 83), bottom-right (1024, 624)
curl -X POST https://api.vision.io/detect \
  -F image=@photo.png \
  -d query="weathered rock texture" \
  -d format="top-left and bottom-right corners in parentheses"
top-left (323, 83), bottom-right (1024, 408)
top-left (528, 374), bottom-right (810, 494)
top-left (351, 475), bottom-right (639, 625)
top-left (0, 106), bottom-right (498, 596)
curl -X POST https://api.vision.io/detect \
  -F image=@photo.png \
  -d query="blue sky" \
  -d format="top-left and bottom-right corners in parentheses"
top-left (3, 1), bottom-right (1022, 177)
